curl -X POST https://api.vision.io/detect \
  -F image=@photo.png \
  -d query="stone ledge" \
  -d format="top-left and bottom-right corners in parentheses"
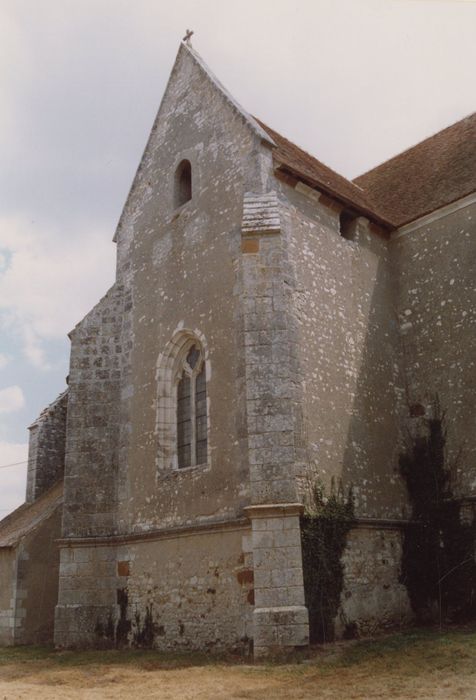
top-left (354, 517), bottom-right (411, 530)
top-left (254, 605), bottom-right (308, 624)
top-left (57, 516), bottom-right (249, 548)
top-left (244, 503), bottom-right (304, 519)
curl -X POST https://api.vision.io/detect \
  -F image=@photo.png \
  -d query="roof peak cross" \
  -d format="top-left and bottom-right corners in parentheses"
top-left (183, 29), bottom-right (194, 45)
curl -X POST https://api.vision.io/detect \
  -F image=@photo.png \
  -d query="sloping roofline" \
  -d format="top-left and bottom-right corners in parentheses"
top-left (112, 42), bottom-right (275, 243)
top-left (354, 112), bottom-right (476, 227)
top-left (256, 119), bottom-right (394, 229)
top-left (112, 43), bottom-right (474, 239)
top-left (0, 480), bottom-right (63, 548)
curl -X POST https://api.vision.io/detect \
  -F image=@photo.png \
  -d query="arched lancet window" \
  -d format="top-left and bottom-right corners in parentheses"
top-left (156, 331), bottom-right (209, 473)
top-left (176, 344), bottom-right (207, 468)
top-left (174, 159), bottom-right (192, 208)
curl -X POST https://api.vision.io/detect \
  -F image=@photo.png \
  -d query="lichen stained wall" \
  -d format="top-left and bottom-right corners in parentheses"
top-left (277, 181), bottom-right (406, 518)
top-left (115, 527), bottom-right (254, 652)
top-left (26, 391), bottom-right (68, 503)
top-left (337, 526), bottom-right (411, 637)
top-left (62, 283), bottom-right (129, 539)
top-left (55, 543), bottom-right (119, 648)
top-left (393, 201), bottom-right (476, 498)
top-left (14, 505), bottom-right (62, 644)
top-left (0, 548), bottom-right (15, 645)
top-left (115, 46), bottom-right (273, 533)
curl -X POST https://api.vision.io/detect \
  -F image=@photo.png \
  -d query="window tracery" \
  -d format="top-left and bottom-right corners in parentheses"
top-left (156, 330), bottom-right (209, 473)
top-left (176, 344), bottom-right (207, 468)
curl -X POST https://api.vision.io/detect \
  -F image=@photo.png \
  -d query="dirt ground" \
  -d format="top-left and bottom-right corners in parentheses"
top-left (1, 626), bottom-right (475, 700)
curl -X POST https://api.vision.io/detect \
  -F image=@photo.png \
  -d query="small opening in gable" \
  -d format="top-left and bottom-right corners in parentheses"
top-left (339, 210), bottom-right (357, 241)
top-left (174, 159), bottom-right (192, 208)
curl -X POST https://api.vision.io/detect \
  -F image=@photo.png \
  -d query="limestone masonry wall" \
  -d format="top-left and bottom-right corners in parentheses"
top-left (393, 200), bottom-right (476, 499)
top-left (56, 43), bottom-right (284, 650)
top-left (56, 526), bottom-right (253, 651)
top-left (0, 548), bottom-right (15, 645)
top-left (55, 543), bottom-right (118, 647)
top-left (44, 44), bottom-right (476, 656)
top-left (337, 526), bottom-right (411, 637)
top-left (113, 45), bottom-right (274, 534)
top-left (14, 506), bottom-right (62, 645)
top-left (120, 528), bottom-right (253, 651)
top-left (62, 283), bottom-right (129, 539)
top-left (279, 181), bottom-right (407, 519)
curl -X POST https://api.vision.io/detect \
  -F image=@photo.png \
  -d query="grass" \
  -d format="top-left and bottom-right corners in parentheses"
top-left (0, 644), bottom-right (220, 671)
top-left (0, 625), bottom-right (475, 699)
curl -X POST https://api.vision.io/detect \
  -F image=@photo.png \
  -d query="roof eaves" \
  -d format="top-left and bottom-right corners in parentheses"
top-left (274, 160), bottom-right (395, 230)
top-left (0, 481), bottom-right (64, 548)
top-left (395, 188), bottom-right (476, 229)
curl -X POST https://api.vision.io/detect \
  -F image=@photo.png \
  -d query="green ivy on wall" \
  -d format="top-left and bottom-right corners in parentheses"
top-left (301, 480), bottom-right (355, 643)
top-left (400, 401), bottom-right (476, 623)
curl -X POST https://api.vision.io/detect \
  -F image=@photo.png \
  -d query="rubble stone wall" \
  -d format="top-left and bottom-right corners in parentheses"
top-left (55, 525), bottom-right (253, 651)
top-left (337, 525), bottom-right (411, 637)
top-left (26, 391), bottom-right (68, 503)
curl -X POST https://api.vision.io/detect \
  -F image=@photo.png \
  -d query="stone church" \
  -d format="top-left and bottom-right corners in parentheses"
top-left (0, 41), bottom-right (475, 656)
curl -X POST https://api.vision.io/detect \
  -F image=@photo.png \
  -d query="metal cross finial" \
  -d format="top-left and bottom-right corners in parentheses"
top-left (183, 29), bottom-right (194, 45)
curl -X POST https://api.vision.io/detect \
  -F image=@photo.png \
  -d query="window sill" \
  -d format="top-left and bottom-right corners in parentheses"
top-left (169, 199), bottom-right (193, 223)
top-left (156, 461), bottom-right (211, 481)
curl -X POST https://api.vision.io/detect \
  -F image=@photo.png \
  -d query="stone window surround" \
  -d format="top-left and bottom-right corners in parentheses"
top-left (170, 147), bottom-right (202, 217)
top-left (155, 327), bottom-right (211, 475)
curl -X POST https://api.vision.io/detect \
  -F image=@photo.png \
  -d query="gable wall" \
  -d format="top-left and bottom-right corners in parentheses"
top-left (115, 48), bottom-right (272, 532)
top-left (55, 46), bottom-right (278, 650)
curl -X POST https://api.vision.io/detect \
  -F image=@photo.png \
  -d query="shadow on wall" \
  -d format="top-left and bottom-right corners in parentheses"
top-left (339, 233), bottom-right (407, 520)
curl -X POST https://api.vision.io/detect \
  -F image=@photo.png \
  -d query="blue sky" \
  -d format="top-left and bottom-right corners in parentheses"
top-left (1, 0), bottom-right (475, 516)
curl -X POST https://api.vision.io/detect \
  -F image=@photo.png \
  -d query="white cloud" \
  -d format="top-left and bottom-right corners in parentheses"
top-left (0, 216), bottom-right (115, 369)
top-left (0, 385), bottom-right (25, 414)
top-left (0, 354), bottom-right (8, 369)
top-left (0, 441), bottom-right (28, 517)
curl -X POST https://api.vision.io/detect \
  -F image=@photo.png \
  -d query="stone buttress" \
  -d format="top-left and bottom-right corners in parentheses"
top-left (240, 191), bottom-right (309, 656)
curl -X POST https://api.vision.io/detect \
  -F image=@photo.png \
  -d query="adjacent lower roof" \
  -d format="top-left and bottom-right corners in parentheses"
top-left (256, 119), bottom-right (394, 229)
top-left (354, 112), bottom-right (476, 227)
top-left (257, 112), bottom-right (476, 230)
top-left (0, 480), bottom-right (63, 548)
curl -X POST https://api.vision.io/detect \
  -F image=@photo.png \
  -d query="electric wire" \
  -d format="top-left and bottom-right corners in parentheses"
top-left (0, 460), bottom-right (28, 469)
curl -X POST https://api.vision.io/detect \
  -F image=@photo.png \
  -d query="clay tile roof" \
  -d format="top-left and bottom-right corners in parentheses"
top-left (255, 118), bottom-right (394, 229)
top-left (354, 112), bottom-right (476, 227)
top-left (0, 480), bottom-right (63, 548)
